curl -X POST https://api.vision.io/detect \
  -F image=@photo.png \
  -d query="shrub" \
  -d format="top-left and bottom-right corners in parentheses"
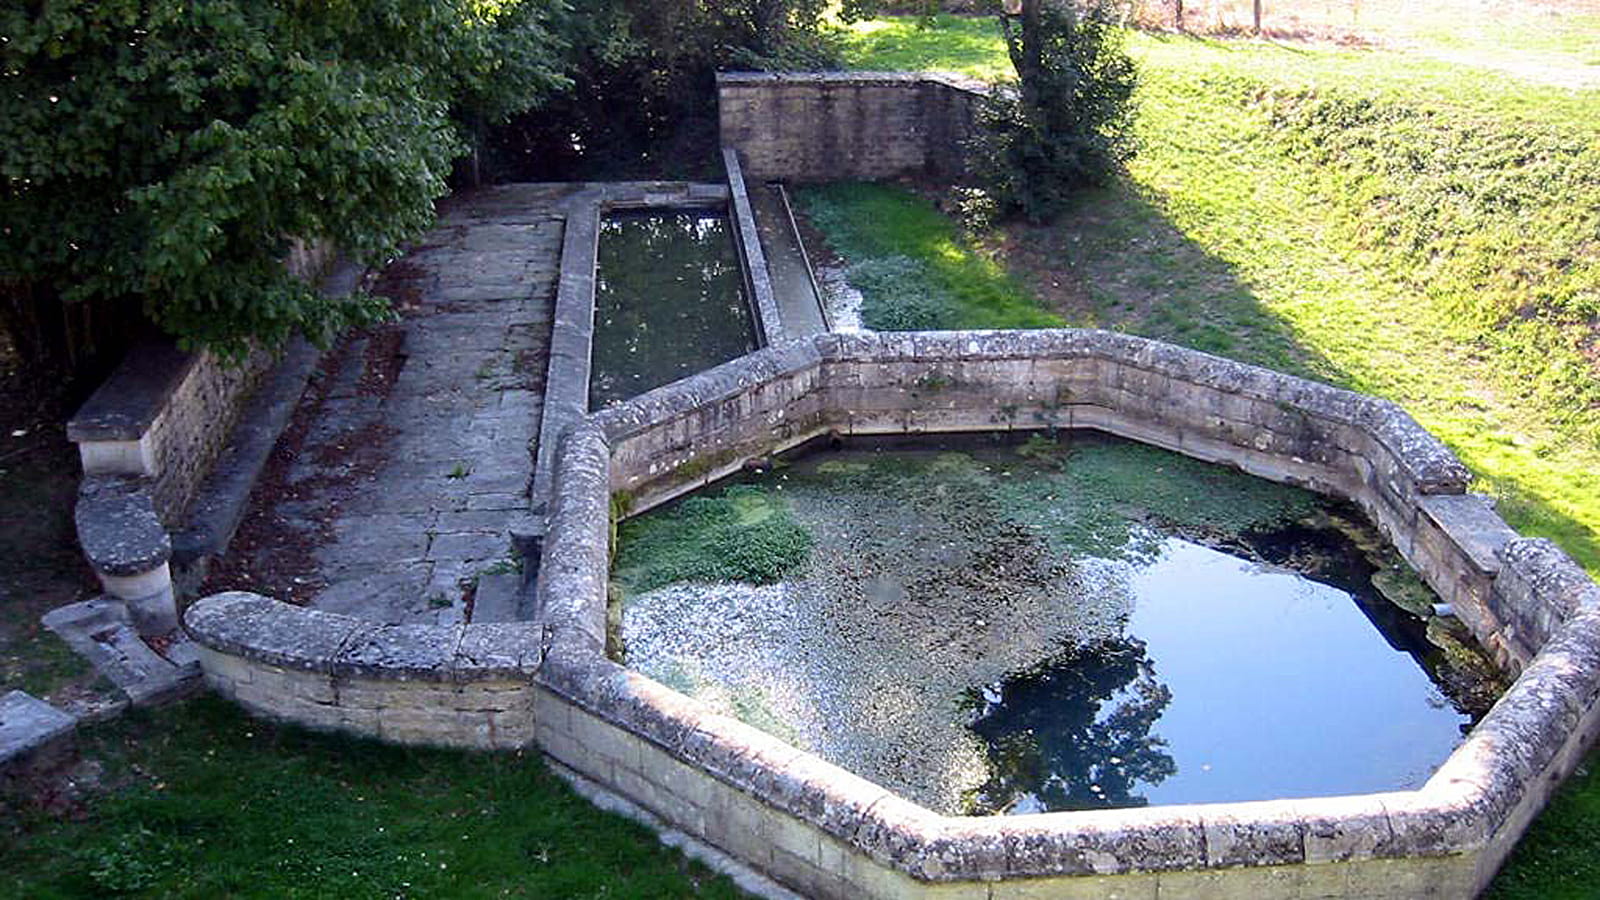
top-left (968, 0), bottom-right (1139, 222)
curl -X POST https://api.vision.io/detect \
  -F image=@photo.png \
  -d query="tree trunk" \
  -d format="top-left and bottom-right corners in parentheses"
top-left (1253, 0), bottom-right (1263, 33)
top-left (999, 0), bottom-right (1045, 106)
top-left (1175, 0), bottom-right (1184, 31)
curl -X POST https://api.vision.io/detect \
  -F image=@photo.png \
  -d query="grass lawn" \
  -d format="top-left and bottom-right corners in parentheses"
top-left (819, 11), bottom-right (1600, 897)
top-left (0, 697), bottom-right (742, 899)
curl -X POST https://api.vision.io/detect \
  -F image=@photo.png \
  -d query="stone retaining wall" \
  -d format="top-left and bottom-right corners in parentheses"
top-left (186, 329), bottom-right (1600, 899)
top-left (67, 241), bottom-right (334, 524)
top-left (67, 342), bottom-right (275, 524)
top-left (717, 72), bottom-right (987, 182)
top-left (185, 592), bottom-right (541, 750)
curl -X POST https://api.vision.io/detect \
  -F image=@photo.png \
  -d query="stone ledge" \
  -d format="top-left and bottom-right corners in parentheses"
top-left (66, 339), bottom-right (196, 442)
top-left (0, 691), bottom-right (76, 770)
top-left (183, 592), bottom-right (542, 682)
top-left (717, 70), bottom-right (988, 94)
top-left (75, 475), bottom-right (170, 576)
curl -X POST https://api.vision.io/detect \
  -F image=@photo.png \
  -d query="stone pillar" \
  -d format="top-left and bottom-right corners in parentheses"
top-left (75, 476), bottom-right (177, 636)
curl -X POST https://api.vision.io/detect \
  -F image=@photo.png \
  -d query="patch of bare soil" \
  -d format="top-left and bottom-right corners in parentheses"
top-left (0, 333), bottom-right (103, 704)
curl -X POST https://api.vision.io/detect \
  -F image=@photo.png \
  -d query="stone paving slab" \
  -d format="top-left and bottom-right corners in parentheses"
top-left (41, 598), bottom-right (200, 707)
top-left (0, 691), bottom-right (75, 768)
top-left (219, 188), bottom-right (564, 625)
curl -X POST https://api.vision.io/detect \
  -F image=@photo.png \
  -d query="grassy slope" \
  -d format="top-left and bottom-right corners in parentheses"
top-left (834, 15), bottom-right (1600, 576)
top-left (831, 15), bottom-right (1600, 898)
top-left (0, 698), bottom-right (742, 899)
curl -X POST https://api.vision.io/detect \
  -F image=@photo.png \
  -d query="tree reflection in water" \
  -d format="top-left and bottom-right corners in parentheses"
top-left (968, 637), bottom-right (1176, 813)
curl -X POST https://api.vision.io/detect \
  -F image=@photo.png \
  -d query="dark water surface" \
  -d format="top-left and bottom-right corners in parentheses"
top-left (616, 435), bottom-right (1481, 814)
top-left (969, 534), bottom-right (1467, 813)
top-left (588, 212), bottom-right (758, 410)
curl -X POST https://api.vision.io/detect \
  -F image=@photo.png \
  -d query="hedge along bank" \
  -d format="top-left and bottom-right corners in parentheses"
top-left (185, 328), bottom-right (1600, 899)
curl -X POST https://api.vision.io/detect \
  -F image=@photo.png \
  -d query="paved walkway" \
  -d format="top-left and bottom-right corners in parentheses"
top-left (218, 185), bottom-right (578, 625)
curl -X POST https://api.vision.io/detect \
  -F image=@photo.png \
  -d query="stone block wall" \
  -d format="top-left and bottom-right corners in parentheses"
top-left (717, 72), bottom-right (987, 182)
top-left (185, 592), bottom-right (541, 750)
top-left (67, 340), bottom-right (274, 525)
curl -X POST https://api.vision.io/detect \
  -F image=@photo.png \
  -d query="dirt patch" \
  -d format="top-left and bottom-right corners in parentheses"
top-left (201, 326), bottom-right (405, 606)
top-left (369, 259), bottom-right (431, 312)
top-left (0, 332), bottom-right (103, 704)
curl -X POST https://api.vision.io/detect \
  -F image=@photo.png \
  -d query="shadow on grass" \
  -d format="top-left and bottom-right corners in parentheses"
top-left (0, 696), bottom-right (743, 899)
top-left (993, 176), bottom-right (1600, 575)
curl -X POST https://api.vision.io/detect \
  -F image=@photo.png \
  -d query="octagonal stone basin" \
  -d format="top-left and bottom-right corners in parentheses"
top-left (186, 329), bottom-right (1600, 900)
top-left (612, 432), bottom-right (1491, 818)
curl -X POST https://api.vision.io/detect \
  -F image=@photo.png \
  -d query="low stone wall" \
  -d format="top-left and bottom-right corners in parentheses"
top-left (185, 592), bottom-right (541, 750)
top-left (717, 72), bottom-right (987, 182)
top-left (187, 329), bottom-right (1600, 899)
top-left (66, 240), bottom-right (335, 525)
top-left (67, 341), bottom-right (274, 524)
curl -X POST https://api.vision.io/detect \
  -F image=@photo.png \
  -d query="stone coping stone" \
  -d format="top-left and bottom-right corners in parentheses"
top-left (184, 591), bottom-right (541, 682)
top-left (75, 475), bottom-right (171, 575)
top-left (589, 338), bottom-right (823, 442)
top-left (66, 338), bottom-right (196, 442)
top-left (1499, 538), bottom-right (1600, 620)
top-left (717, 69), bottom-right (990, 94)
top-left (724, 147), bottom-right (786, 345)
top-left (1420, 494), bottom-right (1518, 573)
top-left (0, 691), bottom-right (76, 767)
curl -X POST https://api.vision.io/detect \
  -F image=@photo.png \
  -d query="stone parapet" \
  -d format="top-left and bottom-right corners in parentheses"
top-left (183, 592), bottom-right (540, 750)
top-left (717, 71), bottom-right (988, 182)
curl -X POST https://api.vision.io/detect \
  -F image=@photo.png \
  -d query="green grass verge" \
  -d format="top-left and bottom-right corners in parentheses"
top-left (833, 15), bottom-right (1600, 896)
top-left (0, 698), bottom-right (743, 899)
top-left (796, 182), bottom-right (1060, 330)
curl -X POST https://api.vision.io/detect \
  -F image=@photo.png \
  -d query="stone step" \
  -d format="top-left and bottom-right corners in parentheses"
top-left (471, 573), bottom-right (525, 623)
top-left (42, 598), bottom-right (201, 707)
top-left (0, 691), bottom-right (77, 778)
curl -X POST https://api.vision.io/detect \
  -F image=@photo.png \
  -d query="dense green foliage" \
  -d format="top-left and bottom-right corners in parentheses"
top-left (485, 0), bottom-right (843, 180)
top-left (613, 484), bottom-right (813, 595)
top-left (798, 182), bottom-right (1061, 330)
top-left (1, 0), bottom-right (567, 358)
top-left (970, 0), bottom-right (1139, 221)
top-left (1, 0), bottom-right (855, 360)
top-left (0, 698), bottom-right (741, 898)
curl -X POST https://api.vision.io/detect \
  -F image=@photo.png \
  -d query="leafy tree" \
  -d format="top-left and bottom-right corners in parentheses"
top-left (970, 0), bottom-right (1140, 222)
top-left (0, 0), bottom-right (568, 363)
top-left (485, 0), bottom-right (842, 181)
